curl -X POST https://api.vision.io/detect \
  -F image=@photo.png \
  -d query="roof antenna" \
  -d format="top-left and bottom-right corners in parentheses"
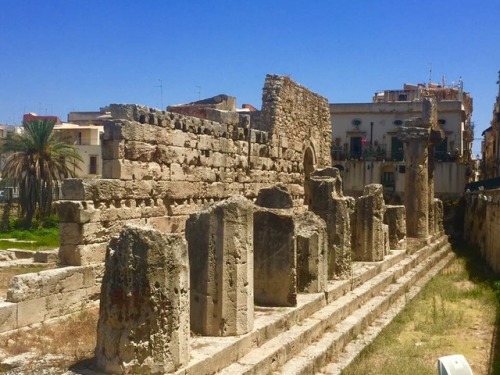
top-left (497, 70), bottom-right (500, 97)
top-left (428, 63), bottom-right (432, 86)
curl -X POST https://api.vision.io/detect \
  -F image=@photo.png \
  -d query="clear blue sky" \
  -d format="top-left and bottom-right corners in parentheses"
top-left (1, 1), bottom-right (499, 156)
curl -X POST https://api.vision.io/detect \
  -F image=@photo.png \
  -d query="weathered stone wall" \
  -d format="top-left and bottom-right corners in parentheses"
top-left (0, 265), bottom-right (103, 333)
top-left (464, 189), bottom-right (500, 272)
top-left (57, 75), bottom-right (332, 265)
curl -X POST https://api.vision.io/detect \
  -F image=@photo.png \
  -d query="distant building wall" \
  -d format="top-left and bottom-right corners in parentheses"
top-left (337, 160), bottom-right (466, 200)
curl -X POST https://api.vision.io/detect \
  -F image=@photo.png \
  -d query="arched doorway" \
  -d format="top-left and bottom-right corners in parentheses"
top-left (303, 147), bottom-right (315, 206)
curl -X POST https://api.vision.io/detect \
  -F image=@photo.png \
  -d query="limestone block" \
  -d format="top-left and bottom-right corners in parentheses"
top-left (45, 288), bottom-right (88, 318)
top-left (0, 302), bottom-right (17, 332)
top-left (186, 196), bottom-right (254, 336)
top-left (192, 166), bottom-right (217, 183)
top-left (61, 179), bottom-right (94, 200)
top-left (140, 205), bottom-right (169, 219)
top-left (6, 266), bottom-right (97, 302)
top-left (170, 162), bottom-right (188, 181)
top-left (170, 130), bottom-right (197, 148)
top-left (95, 225), bottom-right (189, 374)
top-left (434, 198), bottom-right (444, 234)
top-left (147, 215), bottom-right (189, 234)
top-left (56, 201), bottom-right (98, 224)
top-left (152, 181), bottom-right (205, 200)
top-left (102, 159), bottom-right (122, 179)
top-left (295, 211), bottom-right (327, 293)
top-left (59, 242), bottom-right (108, 266)
top-left (34, 249), bottom-right (58, 263)
top-left (17, 297), bottom-right (48, 327)
top-left (60, 223), bottom-right (83, 245)
top-left (219, 138), bottom-right (237, 154)
top-left (254, 208), bottom-right (297, 306)
top-left (101, 139), bottom-right (125, 160)
top-left (156, 145), bottom-right (200, 166)
top-left (255, 184), bottom-right (293, 209)
top-left (383, 224), bottom-right (390, 255)
top-left (352, 184), bottom-right (386, 262)
top-left (384, 205), bottom-right (407, 250)
top-left (309, 175), bottom-right (352, 278)
top-left (198, 134), bottom-right (220, 151)
top-left (109, 104), bottom-right (142, 121)
top-left (124, 141), bottom-right (157, 162)
top-left (118, 121), bottom-right (165, 144)
top-left (123, 180), bottom-right (154, 198)
top-left (205, 182), bottom-right (240, 199)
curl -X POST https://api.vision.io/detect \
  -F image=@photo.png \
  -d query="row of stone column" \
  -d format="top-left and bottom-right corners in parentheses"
top-left (94, 171), bottom-right (415, 373)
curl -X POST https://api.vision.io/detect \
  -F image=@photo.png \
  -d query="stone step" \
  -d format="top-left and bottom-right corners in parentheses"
top-left (276, 245), bottom-right (454, 375)
top-left (211, 236), bottom-right (450, 375)
top-left (316, 250), bottom-right (454, 375)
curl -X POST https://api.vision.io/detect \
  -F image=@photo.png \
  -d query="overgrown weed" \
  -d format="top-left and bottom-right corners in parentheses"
top-left (342, 244), bottom-right (500, 375)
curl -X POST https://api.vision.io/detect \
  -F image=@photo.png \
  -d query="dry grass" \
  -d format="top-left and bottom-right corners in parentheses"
top-left (0, 265), bottom-right (50, 298)
top-left (342, 247), bottom-right (500, 375)
top-left (0, 308), bottom-right (98, 371)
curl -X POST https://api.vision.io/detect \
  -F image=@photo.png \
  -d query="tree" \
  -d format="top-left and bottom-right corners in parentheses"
top-left (1, 119), bottom-right (82, 228)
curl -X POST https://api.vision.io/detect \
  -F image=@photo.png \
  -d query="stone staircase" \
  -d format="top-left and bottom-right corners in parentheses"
top-left (172, 234), bottom-right (453, 375)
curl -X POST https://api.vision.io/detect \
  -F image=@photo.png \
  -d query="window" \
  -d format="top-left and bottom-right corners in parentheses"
top-left (398, 94), bottom-right (408, 101)
top-left (89, 156), bottom-right (97, 174)
top-left (351, 119), bottom-right (362, 130)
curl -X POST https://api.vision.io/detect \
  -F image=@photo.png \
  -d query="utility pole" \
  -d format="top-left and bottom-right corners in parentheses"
top-left (155, 79), bottom-right (163, 109)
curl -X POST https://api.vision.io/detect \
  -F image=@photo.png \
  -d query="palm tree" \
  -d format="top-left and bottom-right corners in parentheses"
top-left (1, 119), bottom-right (82, 228)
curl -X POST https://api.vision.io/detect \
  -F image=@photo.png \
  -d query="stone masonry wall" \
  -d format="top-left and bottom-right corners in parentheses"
top-left (0, 265), bottom-right (103, 333)
top-left (57, 75), bottom-right (332, 265)
top-left (464, 189), bottom-right (500, 272)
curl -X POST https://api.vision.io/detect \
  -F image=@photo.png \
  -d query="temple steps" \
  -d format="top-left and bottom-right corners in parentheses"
top-left (174, 234), bottom-right (452, 375)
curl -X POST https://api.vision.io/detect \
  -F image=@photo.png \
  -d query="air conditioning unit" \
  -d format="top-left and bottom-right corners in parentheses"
top-left (437, 354), bottom-right (473, 375)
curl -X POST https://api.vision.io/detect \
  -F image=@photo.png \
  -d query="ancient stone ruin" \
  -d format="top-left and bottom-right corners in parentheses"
top-left (56, 74), bottom-right (332, 266)
top-left (0, 75), bottom-right (452, 374)
top-left (95, 225), bottom-right (189, 373)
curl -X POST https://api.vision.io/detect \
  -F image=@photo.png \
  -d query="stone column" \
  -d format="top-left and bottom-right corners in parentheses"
top-left (424, 97), bottom-right (440, 235)
top-left (254, 185), bottom-right (297, 306)
top-left (352, 184), bottom-right (386, 261)
top-left (309, 167), bottom-right (352, 278)
top-left (384, 205), bottom-right (407, 250)
top-left (295, 211), bottom-right (328, 293)
top-left (185, 195), bottom-right (254, 336)
top-left (434, 198), bottom-right (444, 234)
top-left (254, 208), bottom-right (296, 306)
top-left (399, 124), bottom-right (430, 238)
top-left (95, 224), bottom-right (189, 374)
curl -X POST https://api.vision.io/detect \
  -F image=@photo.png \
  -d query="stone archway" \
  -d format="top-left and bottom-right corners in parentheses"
top-left (303, 146), bottom-right (315, 206)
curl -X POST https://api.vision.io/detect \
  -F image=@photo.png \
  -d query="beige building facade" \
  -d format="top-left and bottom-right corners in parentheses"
top-left (330, 82), bottom-right (473, 199)
top-left (54, 122), bottom-right (103, 177)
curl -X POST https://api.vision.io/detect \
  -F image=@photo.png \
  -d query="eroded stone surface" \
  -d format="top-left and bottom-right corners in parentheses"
top-left (384, 205), bottom-right (407, 250)
top-left (352, 184), bottom-right (386, 262)
top-left (255, 184), bottom-right (293, 209)
top-left (309, 170), bottom-right (352, 278)
top-left (186, 196), bottom-right (254, 336)
top-left (254, 208), bottom-right (297, 306)
top-left (95, 224), bottom-right (189, 374)
top-left (295, 211), bottom-right (328, 293)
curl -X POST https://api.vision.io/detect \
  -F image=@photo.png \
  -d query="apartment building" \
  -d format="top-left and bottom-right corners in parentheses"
top-left (330, 81), bottom-right (474, 200)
